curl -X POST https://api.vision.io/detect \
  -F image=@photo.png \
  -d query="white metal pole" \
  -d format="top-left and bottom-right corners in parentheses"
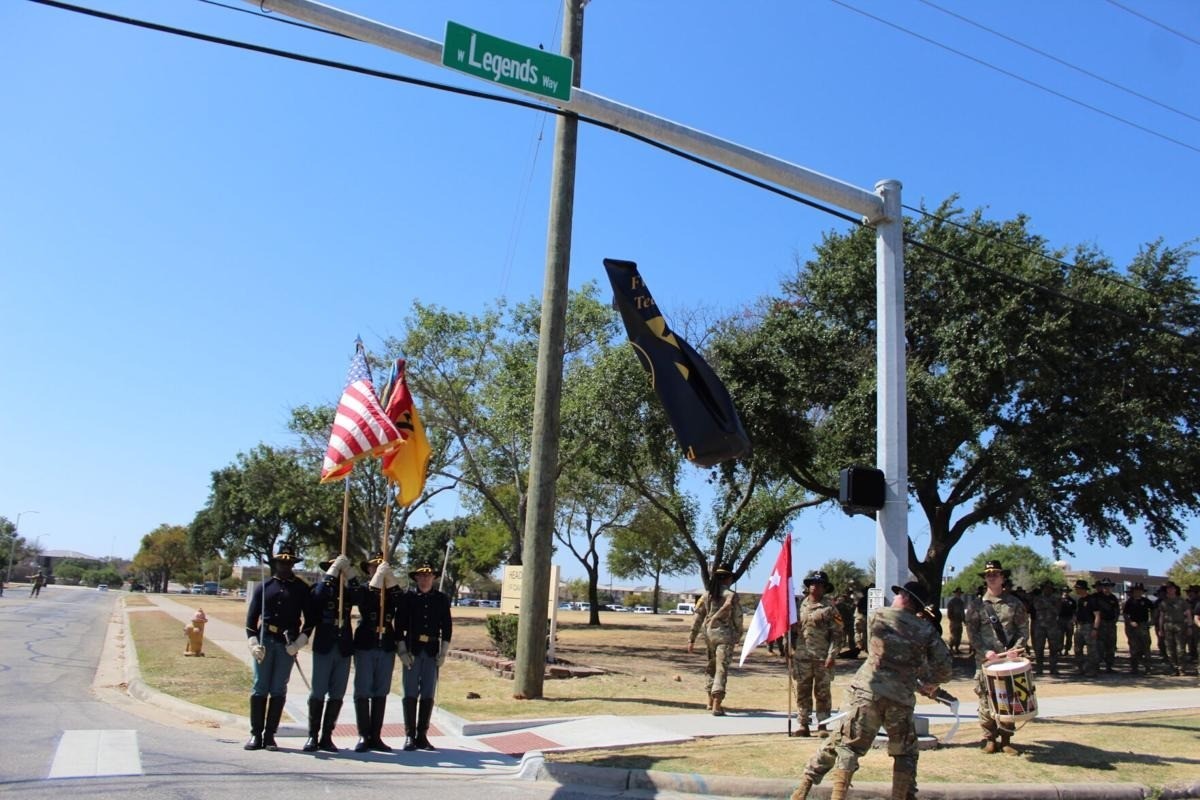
top-left (874, 180), bottom-right (908, 600)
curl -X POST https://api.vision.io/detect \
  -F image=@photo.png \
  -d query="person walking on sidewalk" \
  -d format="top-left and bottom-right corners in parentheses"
top-left (302, 554), bottom-right (358, 753)
top-left (29, 570), bottom-right (45, 598)
top-left (1123, 582), bottom-right (1154, 675)
top-left (790, 570), bottom-right (843, 737)
top-left (244, 541), bottom-right (310, 752)
top-left (398, 563), bottom-right (453, 751)
top-left (791, 581), bottom-right (952, 800)
top-left (965, 559), bottom-right (1030, 755)
top-left (687, 564), bottom-right (742, 716)
top-left (352, 552), bottom-right (404, 752)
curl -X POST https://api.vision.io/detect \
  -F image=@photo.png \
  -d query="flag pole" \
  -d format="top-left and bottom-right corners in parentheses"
top-left (379, 482), bottom-right (393, 634)
top-left (337, 475), bottom-right (351, 627)
top-left (786, 633), bottom-right (793, 737)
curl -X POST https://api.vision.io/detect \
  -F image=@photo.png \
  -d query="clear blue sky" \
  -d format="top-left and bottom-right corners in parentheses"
top-left (3, 0), bottom-right (1197, 589)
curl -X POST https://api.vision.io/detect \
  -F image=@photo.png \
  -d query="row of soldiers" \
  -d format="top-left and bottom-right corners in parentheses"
top-left (244, 542), bottom-right (453, 754)
top-left (946, 577), bottom-right (1200, 677)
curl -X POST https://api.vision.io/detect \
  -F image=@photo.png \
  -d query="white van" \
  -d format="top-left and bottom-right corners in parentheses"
top-left (669, 602), bottom-right (695, 615)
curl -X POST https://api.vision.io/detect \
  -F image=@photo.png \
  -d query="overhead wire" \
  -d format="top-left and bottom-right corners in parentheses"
top-left (1104, 0), bottom-right (1200, 48)
top-left (916, 0), bottom-right (1200, 125)
top-left (826, 0), bottom-right (1200, 155)
top-left (24, 0), bottom-right (1196, 344)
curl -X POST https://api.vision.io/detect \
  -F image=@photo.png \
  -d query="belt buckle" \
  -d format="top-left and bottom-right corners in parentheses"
top-left (418, 634), bottom-right (430, 643)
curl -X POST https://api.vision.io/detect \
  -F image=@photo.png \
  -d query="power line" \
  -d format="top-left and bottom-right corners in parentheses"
top-left (194, 0), bottom-right (353, 39)
top-left (24, 0), bottom-right (1194, 344)
top-left (1104, 0), bottom-right (1200, 48)
top-left (916, 0), bottom-right (1200, 125)
top-left (827, 0), bottom-right (1200, 155)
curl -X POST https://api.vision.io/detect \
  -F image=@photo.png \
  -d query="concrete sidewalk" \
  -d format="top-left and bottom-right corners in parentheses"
top-left (129, 594), bottom-right (1200, 798)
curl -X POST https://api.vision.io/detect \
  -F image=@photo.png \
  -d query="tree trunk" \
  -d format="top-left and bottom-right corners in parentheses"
top-left (652, 567), bottom-right (662, 613)
top-left (587, 569), bottom-right (601, 626)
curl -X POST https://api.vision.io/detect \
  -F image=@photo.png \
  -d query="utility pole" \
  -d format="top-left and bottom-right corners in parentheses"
top-left (513, 0), bottom-right (583, 700)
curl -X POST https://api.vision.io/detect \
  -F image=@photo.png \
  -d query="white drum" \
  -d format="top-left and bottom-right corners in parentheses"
top-left (983, 657), bottom-right (1038, 724)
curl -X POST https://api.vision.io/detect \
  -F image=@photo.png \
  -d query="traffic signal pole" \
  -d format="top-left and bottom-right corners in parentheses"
top-left (248, 0), bottom-right (910, 680)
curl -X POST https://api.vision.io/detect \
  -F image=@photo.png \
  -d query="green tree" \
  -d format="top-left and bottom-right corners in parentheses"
top-left (189, 444), bottom-right (343, 564)
top-left (553, 473), bottom-right (637, 625)
top-left (941, 544), bottom-right (1059, 597)
top-left (716, 199), bottom-right (1200, 601)
top-left (131, 524), bottom-right (193, 592)
top-left (608, 503), bottom-right (694, 613)
top-left (54, 563), bottom-right (85, 585)
top-left (1167, 547), bottom-right (1200, 589)
top-left (815, 558), bottom-right (870, 594)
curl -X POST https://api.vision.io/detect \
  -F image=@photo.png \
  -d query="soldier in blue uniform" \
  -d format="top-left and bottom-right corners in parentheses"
top-left (244, 541), bottom-right (310, 751)
top-left (398, 563), bottom-right (454, 751)
top-left (303, 553), bottom-right (358, 752)
top-left (352, 551), bottom-right (403, 752)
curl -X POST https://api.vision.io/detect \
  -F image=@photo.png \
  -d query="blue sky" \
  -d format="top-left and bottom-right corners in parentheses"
top-left (2, 0), bottom-right (1197, 588)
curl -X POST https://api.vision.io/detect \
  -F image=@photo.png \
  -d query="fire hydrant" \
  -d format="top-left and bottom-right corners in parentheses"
top-left (184, 609), bottom-right (208, 656)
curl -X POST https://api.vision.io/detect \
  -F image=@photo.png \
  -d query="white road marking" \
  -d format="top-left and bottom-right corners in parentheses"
top-left (48, 730), bottom-right (142, 778)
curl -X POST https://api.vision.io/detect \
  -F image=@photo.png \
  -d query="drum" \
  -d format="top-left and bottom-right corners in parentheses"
top-left (983, 658), bottom-right (1038, 724)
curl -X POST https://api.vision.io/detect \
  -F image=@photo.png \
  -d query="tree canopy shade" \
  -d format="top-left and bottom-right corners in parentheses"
top-left (714, 198), bottom-right (1200, 600)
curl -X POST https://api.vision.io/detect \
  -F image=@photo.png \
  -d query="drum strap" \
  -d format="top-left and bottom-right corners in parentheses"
top-left (983, 602), bottom-right (1014, 649)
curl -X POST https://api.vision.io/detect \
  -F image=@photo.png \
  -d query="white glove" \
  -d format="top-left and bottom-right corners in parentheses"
top-left (286, 632), bottom-right (309, 656)
top-left (247, 636), bottom-right (266, 663)
top-left (369, 563), bottom-right (398, 589)
top-left (436, 641), bottom-right (449, 668)
top-left (326, 554), bottom-right (351, 579)
top-left (397, 642), bottom-right (414, 669)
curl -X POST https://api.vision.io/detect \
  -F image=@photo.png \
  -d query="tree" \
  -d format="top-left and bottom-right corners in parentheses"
top-left (553, 473), bottom-right (637, 625)
top-left (816, 558), bottom-right (870, 593)
top-left (1167, 547), bottom-right (1200, 589)
top-left (608, 503), bottom-right (694, 613)
top-left (131, 524), bottom-right (192, 592)
top-left (189, 444), bottom-right (343, 565)
top-left (716, 199), bottom-right (1200, 601)
top-left (941, 544), bottom-right (1060, 597)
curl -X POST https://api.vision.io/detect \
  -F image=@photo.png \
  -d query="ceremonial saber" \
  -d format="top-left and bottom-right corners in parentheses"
top-left (285, 632), bottom-right (311, 690)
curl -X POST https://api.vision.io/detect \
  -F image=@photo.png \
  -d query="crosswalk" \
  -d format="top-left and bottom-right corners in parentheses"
top-left (48, 730), bottom-right (143, 779)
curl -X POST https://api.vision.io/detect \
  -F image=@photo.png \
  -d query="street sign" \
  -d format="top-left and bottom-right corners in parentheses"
top-left (442, 21), bottom-right (573, 102)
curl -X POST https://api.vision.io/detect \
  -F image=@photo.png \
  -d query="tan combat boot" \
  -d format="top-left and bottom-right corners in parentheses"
top-left (705, 693), bottom-right (714, 710)
top-left (828, 768), bottom-right (852, 800)
top-left (790, 775), bottom-right (814, 800)
top-left (711, 691), bottom-right (726, 716)
top-left (999, 732), bottom-right (1019, 755)
top-left (793, 713), bottom-right (811, 737)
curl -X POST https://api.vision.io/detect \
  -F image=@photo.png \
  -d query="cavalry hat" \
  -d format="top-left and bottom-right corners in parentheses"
top-left (409, 563), bottom-right (438, 580)
top-left (712, 564), bottom-right (734, 581)
top-left (891, 581), bottom-right (933, 614)
top-left (980, 559), bottom-right (1009, 577)
top-left (1074, 579), bottom-right (1090, 590)
top-left (803, 570), bottom-right (834, 591)
top-left (1096, 578), bottom-right (1115, 588)
top-left (952, 587), bottom-right (963, 594)
top-left (1129, 582), bottom-right (1145, 592)
top-left (359, 550), bottom-right (387, 574)
top-left (1164, 580), bottom-right (1180, 591)
top-left (271, 541), bottom-right (299, 563)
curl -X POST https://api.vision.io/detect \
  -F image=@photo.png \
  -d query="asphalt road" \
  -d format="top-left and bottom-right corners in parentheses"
top-left (0, 586), bottom-right (672, 800)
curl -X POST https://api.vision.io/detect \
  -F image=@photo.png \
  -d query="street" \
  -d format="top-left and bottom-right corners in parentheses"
top-left (0, 586), bottom-right (668, 800)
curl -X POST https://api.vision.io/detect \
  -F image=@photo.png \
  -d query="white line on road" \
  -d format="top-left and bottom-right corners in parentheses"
top-left (48, 730), bottom-right (143, 779)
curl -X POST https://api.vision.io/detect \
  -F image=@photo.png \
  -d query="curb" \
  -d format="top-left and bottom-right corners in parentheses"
top-left (534, 761), bottom-right (1160, 799)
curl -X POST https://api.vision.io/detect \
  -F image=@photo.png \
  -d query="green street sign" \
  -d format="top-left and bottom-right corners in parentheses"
top-left (442, 21), bottom-right (573, 102)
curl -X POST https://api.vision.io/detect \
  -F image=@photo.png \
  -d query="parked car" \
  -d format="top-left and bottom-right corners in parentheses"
top-left (96, 584), bottom-right (108, 591)
top-left (632, 605), bottom-right (653, 614)
top-left (129, 582), bottom-right (146, 592)
top-left (668, 602), bottom-right (695, 615)
top-left (190, 584), bottom-right (205, 595)
top-left (604, 604), bottom-right (629, 612)
top-left (203, 581), bottom-right (219, 595)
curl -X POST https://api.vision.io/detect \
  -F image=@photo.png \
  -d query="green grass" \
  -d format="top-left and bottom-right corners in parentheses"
top-left (129, 610), bottom-right (252, 717)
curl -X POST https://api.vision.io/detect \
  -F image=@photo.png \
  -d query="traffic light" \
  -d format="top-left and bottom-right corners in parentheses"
top-left (839, 466), bottom-right (885, 516)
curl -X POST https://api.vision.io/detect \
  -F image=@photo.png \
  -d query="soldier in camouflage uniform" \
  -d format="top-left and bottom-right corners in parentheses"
top-left (945, 588), bottom-right (965, 653)
top-left (854, 584), bottom-right (868, 653)
top-left (1057, 587), bottom-right (1076, 655)
top-left (965, 560), bottom-right (1030, 754)
top-left (1093, 579), bottom-right (1121, 673)
top-left (1029, 581), bottom-right (1062, 676)
top-left (1157, 581), bottom-right (1190, 676)
top-left (790, 570), bottom-right (843, 737)
top-left (792, 581), bottom-right (952, 800)
top-left (1123, 582), bottom-right (1154, 675)
top-left (1186, 585), bottom-right (1199, 664)
top-left (688, 565), bottom-right (742, 716)
top-left (1072, 579), bottom-right (1101, 677)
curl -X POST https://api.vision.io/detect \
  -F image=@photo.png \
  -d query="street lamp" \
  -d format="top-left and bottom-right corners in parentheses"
top-left (5, 510), bottom-right (40, 585)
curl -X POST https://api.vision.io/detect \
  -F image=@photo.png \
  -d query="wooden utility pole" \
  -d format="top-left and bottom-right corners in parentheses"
top-left (512, 0), bottom-right (584, 700)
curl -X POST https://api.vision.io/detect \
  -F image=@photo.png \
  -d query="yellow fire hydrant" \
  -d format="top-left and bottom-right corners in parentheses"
top-left (184, 608), bottom-right (208, 656)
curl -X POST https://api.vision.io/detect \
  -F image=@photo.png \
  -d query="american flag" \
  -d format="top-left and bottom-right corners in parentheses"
top-left (320, 339), bottom-right (403, 482)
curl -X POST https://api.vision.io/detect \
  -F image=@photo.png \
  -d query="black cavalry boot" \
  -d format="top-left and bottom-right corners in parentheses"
top-left (244, 695), bottom-right (267, 750)
top-left (303, 698), bottom-right (323, 752)
top-left (318, 699), bottom-right (343, 752)
top-left (402, 697), bottom-right (418, 751)
top-left (353, 698), bottom-right (372, 752)
top-left (369, 696), bottom-right (392, 752)
top-left (415, 698), bottom-right (436, 751)
top-left (263, 694), bottom-right (286, 751)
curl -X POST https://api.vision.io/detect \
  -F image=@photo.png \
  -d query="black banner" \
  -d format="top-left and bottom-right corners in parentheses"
top-left (603, 258), bottom-right (751, 467)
